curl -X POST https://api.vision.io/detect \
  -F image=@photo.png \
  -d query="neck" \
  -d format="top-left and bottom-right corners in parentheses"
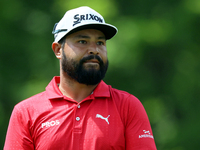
top-left (59, 71), bottom-right (98, 103)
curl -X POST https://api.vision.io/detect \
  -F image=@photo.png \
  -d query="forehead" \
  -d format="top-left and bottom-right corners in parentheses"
top-left (66, 29), bottom-right (106, 39)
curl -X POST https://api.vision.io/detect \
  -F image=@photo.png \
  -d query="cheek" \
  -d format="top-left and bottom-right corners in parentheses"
top-left (64, 42), bottom-right (86, 58)
top-left (63, 48), bottom-right (84, 60)
top-left (101, 53), bottom-right (108, 64)
top-left (101, 47), bottom-right (108, 61)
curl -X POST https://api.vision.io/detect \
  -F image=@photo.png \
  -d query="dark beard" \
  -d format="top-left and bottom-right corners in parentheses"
top-left (61, 50), bottom-right (108, 85)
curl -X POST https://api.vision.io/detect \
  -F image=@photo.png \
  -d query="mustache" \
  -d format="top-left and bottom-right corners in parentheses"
top-left (80, 55), bottom-right (104, 65)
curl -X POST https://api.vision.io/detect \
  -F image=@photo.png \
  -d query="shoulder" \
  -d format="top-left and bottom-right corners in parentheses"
top-left (17, 91), bottom-right (46, 105)
top-left (109, 86), bottom-right (140, 105)
top-left (14, 91), bottom-right (48, 115)
top-left (109, 87), bottom-right (150, 127)
top-left (109, 86), bottom-right (146, 116)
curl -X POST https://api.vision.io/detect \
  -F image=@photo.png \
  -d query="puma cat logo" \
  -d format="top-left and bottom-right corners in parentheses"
top-left (96, 114), bottom-right (110, 124)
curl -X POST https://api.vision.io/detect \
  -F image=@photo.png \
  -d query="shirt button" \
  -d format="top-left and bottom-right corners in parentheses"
top-left (76, 117), bottom-right (80, 121)
top-left (77, 105), bottom-right (81, 108)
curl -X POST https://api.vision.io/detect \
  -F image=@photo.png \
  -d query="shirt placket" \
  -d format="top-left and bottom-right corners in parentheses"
top-left (73, 104), bottom-right (83, 149)
top-left (74, 104), bottom-right (82, 132)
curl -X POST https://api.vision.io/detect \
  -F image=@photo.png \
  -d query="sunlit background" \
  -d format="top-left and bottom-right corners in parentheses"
top-left (1, 0), bottom-right (200, 149)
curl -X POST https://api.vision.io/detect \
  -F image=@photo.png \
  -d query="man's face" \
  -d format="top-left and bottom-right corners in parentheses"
top-left (61, 29), bottom-right (108, 85)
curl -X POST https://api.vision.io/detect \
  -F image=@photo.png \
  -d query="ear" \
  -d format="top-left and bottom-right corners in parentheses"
top-left (52, 42), bottom-right (62, 59)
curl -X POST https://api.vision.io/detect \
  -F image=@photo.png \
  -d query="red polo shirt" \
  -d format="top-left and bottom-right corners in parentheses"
top-left (4, 76), bottom-right (157, 150)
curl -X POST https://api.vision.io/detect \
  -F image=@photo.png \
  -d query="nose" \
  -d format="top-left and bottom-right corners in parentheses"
top-left (88, 42), bottom-right (99, 55)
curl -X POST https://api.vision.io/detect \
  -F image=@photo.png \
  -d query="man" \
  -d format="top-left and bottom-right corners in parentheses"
top-left (4, 6), bottom-right (157, 150)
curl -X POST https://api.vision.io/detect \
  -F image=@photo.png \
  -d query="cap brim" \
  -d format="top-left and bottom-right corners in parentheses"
top-left (67, 23), bottom-right (117, 40)
top-left (55, 23), bottom-right (117, 43)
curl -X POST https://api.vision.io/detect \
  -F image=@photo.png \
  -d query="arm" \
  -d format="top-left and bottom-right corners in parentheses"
top-left (124, 95), bottom-right (157, 150)
top-left (4, 105), bottom-right (34, 150)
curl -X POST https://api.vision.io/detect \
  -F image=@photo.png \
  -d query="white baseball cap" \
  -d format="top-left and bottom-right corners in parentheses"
top-left (52, 6), bottom-right (118, 43)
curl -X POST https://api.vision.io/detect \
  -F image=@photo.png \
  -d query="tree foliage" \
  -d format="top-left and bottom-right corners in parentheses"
top-left (1, 0), bottom-right (200, 149)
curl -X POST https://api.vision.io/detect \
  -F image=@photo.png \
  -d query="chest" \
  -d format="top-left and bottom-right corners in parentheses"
top-left (30, 99), bottom-right (125, 150)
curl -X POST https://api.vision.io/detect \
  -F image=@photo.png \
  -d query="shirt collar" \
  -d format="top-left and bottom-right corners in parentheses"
top-left (45, 76), bottom-right (110, 100)
top-left (92, 80), bottom-right (110, 97)
top-left (45, 76), bottom-right (64, 100)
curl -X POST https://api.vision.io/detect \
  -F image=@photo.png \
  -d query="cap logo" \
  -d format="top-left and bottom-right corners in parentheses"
top-left (73, 14), bottom-right (103, 26)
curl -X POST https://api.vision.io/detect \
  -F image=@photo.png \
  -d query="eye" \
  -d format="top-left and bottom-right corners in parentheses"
top-left (97, 41), bottom-right (105, 45)
top-left (78, 40), bottom-right (87, 44)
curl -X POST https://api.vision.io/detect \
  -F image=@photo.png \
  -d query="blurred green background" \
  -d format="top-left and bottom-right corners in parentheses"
top-left (1, 0), bottom-right (200, 149)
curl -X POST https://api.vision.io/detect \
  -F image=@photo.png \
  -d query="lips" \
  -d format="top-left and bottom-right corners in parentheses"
top-left (81, 55), bottom-right (103, 66)
top-left (85, 59), bottom-right (100, 64)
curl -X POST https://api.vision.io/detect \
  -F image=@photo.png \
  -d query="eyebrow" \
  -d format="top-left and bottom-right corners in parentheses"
top-left (73, 35), bottom-right (106, 40)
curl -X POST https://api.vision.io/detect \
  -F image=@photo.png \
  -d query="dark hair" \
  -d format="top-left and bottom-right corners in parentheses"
top-left (58, 35), bottom-right (67, 49)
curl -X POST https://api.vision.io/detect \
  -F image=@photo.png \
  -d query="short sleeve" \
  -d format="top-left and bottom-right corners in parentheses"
top-left (4, 105), bottom-right (34, 150)
top-left (124, 95), bottom-right (157, 150)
